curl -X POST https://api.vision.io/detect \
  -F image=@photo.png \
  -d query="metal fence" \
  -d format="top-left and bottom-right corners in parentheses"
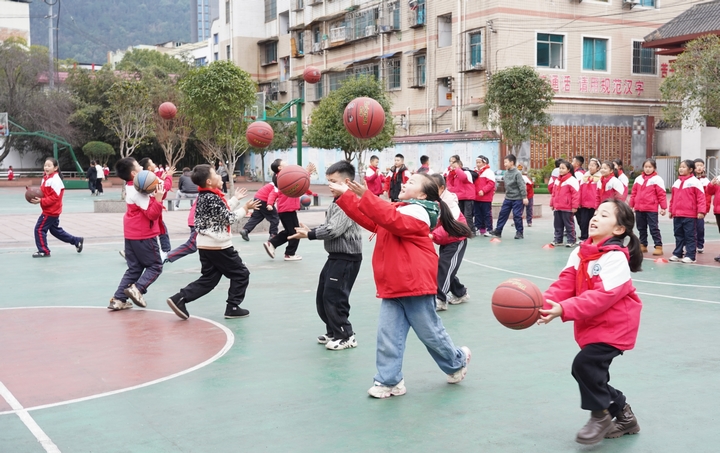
top-left (653, 155), bottom-right (680, 187)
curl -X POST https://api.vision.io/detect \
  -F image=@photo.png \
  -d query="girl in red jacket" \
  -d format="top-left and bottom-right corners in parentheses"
top-left (30, 157), bottom-right (84, 258)
top-left (333, 174), bottom-right (472, 399)
top-left (596, 161), bottom-right (624, 207)
top-left (550, 160), bottom-right (580, 247)
top-left (446, 155), bottom-right (476, 234)
top-left (577, 158), bottom-right (600, 241)
top-left (628, 159), bottom-right (667, 256)
top-left (473, 155), bottom-right (495, 235)
top-left (264, 159), bottom-right (302, 261)
top-left (539, 199), bottom-right (643, 446)
top-left (669, 160), bottom-right (706, 263)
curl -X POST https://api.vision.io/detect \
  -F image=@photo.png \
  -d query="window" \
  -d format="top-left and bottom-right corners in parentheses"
top-left (264, 42), bottom-right (278, 64)
top-left (265, 0), bottom-right (277, 22)
top-left (328, 72), bottom-right (347, 92)
top-left (415, 55), bottom-right (426, 87)
top-left (386, 58), bottom-right (401, 90)
top-left (225, 0), bottom-right (230, 23)
top-left (214, 52), bottom-right (219, 61)
top-left (315, 77), bottom-right (324, 100)
top-left (351, 8), bottom-right (378, 40)
top-left (469, 32), bottom-right (482, 67)
top-left (392, 8), bottom-right (400, 30)
top-left (632, 41), bottom-right (656, 75)
top-left (312, 26), bottom-right (321, 44)
top-left (195, 57), bottom-right (207, 67)
top-left (438, 15), bottom-right (452, 48)
top-left (639, 0), bottom-right (655, 6)
top-left (537, 33), bottom-right (563, 69)
top-left (295, 31), bottom-right (304, 55)
top-left (213, 33), bottom-right (219, 45)
top-left (280, 57), bottom-right (290, 81)
top-left (582, 37), bottom-right (608, 71)
top-left (226, 45), bottom-right (231, 60)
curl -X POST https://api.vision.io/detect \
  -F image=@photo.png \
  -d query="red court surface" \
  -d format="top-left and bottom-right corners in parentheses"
top-left (0, 307), bottom-right (231, 412)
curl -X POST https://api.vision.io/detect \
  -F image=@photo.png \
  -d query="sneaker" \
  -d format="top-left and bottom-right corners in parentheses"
top-left (668, 255), bottom-right (681, 262)
top-left (552, 242), bottom-right (564, 247)
top-left (447, 346), bottom-right (472, 384)
top-left (326, 335), bottom-right (357, 350)
top-left (436, 298), bottom-right (448, 311)
top-left (698, 247), bottom-right (704, 254)
top-left (32, 251), bottom-right (50, 258)
top-left (76, 237), bottom-right (84, 253)
top-left (681, 257), bottom-right (696, 264)
top-left (514, 232), bottom-right (524, 239)
top-left (166, 294), bottom-right (189, 320)
top-left (527, 223), bottom-right (532, 227)
top-left (479, 229), bottom-right (487, 235)
top-left (565, 242), bottom-right (576, 248)
top-left (239, 229), bottom-right (249, 242)
top-left (263, 241), bottom-right (275, 259)
top-left (714, 255), bottom-right (720, 263)
top-left (483, 231), bottom-right (493, 237)
top-left (225, 306), bottom-right (250, 319)
top-left (119, 250), bottom-right (125, 259)
top-left (489, 230), bottom-right (501, 238)
top-left (123, 284), bottom-right (147, 308)
top-left (449, 293), bottom-right (469, 305)
top-left (107, 298), bottom-right (133, 311)
top-left (160, 250), bottom-right (168, 263)
top-left (317, 334), bottom-right (335, 344)
top-left (368, 379), bottom-right (407, 399)
top-left (284, 254), bottom-right (302, 261)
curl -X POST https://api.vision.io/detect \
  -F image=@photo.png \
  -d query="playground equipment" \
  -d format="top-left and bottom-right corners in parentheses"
top-left (247, 93), bottom-right (304, 165)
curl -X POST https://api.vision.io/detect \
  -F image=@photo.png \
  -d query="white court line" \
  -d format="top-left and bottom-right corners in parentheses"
top-left (642, 256), bottom-right (720, 271)
top-left (0, 381), bottom-right (61, 453)
top-left (0, 306), bottom-right (234, 415)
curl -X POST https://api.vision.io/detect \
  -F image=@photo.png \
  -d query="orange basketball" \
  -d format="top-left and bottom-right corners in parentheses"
top-left (277, 165), bottom-right (310, 198)
top-left (25, 186), bottom-right (44, 203)
top-left (158, 102), bottom-right (177, 120)
top-left (343, 97), bottom-right (385, 140)
top-left (246, 121), bottom-right (274, 148)
top-left (303, 66), bottom-right (321, 84)
top-left (491, 278), bottom-right (544, 330)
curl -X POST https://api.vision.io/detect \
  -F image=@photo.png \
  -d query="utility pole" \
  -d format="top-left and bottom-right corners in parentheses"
top-left (46, 1), bottom-right (55, 89)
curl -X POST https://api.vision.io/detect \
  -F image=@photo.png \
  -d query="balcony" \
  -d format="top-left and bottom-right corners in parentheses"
top-left (330, 26), bottom-right (347, 43)
top-left (408, 7), bottom-right (426, 28)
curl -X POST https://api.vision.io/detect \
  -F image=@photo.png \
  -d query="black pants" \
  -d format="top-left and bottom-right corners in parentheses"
top-left (635, 211), bottom-right (662, 247)
top-left (95, 178), bottom-right (104, 194)
top-left (179, 247), bottom-right (250, 307)
top-left (572, 343), bottom-right (626, 416)
top-left (458, 200), bottom-right (475, 233)
top-left (473, 201), bottom-right (493, 232)
top-left (243, 200), bottom-right (280, 236)
top-left (436, 239), bottom-right (467, 302)
top-left (316, 256), bottom-right (361, 340)
top-left (576, 207), bottom-right (595, 241)
top-left (269, 211), bottom-right (300, 256)
top-left (114, 238), bottom-right (163, 300)
top-left (554, 210), bottom-right (576, 243)
top-left (673, 217), bottom-right (696, 259)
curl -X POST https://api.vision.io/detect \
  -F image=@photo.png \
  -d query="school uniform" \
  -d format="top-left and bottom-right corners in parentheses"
top-left (166, 203), bottom-right (197, 263)
top-left (596, 175), bottom-right (624, 207)
top-left (617, 171), bottom-right (629, 201)
top-left (577, 173), bottom-right (600, 241)
top-left (434, 190), bottom-right (468, 303)
top-left (364, 165), bottom-right (384, 196)
top-left (384, 166), bottom-right (411, 201)
top-left (473, 165), bottom-right (495, 233)
top-left (34, 172), bottom-right (82, 255)
top-left (446, 167), bottom-right (477, 233)
top-left (628, 172), bottom-right (667, 248)
top-left (550, 173), bottom-right (580, 244)
top-left (267, 189), bottom-right (301, 256)
top-left (522, 174), bottom-right (534, 226)
top-left (242, 182), bottom-right (280, 236)
top-left (696, 176), bottom-right (711, 251)
top-left (669, 175), bottom-right (706, 260)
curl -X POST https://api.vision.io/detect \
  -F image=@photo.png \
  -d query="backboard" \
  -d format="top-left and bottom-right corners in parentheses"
top-left (244, 92), bottom-right (266, 121)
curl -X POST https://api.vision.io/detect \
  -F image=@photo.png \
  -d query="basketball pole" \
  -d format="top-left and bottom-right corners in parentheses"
top-left (263, 98), bottom-right (304, 166)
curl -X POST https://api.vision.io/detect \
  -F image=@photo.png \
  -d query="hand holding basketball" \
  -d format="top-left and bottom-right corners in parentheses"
top-left (538, 300), bottom-right (563, 325)
top-left (154, 183), bottom-right (165, 201)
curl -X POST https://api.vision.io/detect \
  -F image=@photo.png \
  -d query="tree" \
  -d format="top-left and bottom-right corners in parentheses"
top-left (483, 66), bottom-right (554, 161)
top-left (145, 70), bottom-right (192, 169)
top-left (82, 141), bottom-right (115, 164)
top-left (116, 48), bottom-right (191, 75)
top-left (251, 101), bottom-right (297, 182)
top-left (102, 79), bottom-right (154, 158)
top-left (306, 75), bottom-right (394, 168)
top-left (179, 60), bottom-right (256, 191)
top-left (660, 35), bottom-right (720, 128)
top-left (67, 67), bottom-right (120, 147)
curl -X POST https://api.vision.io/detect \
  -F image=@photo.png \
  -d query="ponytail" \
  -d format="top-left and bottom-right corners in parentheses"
top-left (437, 199), bottom-right (473, 238)
top-left (600, 199), bottom-right (642, 272)
top-left (625, 232), bottom-right (643, 273)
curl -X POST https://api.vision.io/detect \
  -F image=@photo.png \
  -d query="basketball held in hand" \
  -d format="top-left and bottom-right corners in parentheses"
top-left (277, 165), bottom-right (310, 198)
top-left (343, 97), bottom-right (385, 140)
top-left (246, 121), bottom-right (274, 148)
top-left (491, 278), bottom-right (544, 330)
top-left (133, 170), bottom-right (160, 194)
top-left (25, 187), bottom-right (43, 203)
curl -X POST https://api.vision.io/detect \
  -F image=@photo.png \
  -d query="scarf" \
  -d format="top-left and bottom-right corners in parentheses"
top-left (404, 198), bottom-right (439, 229)
top-left (557, 172), bottom-right (573, 185)
top-left (600, 174), bottom-right (615, 190)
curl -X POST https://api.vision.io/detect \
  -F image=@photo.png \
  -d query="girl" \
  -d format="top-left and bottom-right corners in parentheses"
top-left (473, 155), bottom-right (495, 236)
top-left (596, 161), bottom-right (624, 207)
top-left (550, 160), bottom-right (580, 247)
top-left (538, 199), bottom-right (643, 445)
top-left (693, 159), bottom-right (711, 254)
top-left (428, 174), bottom-right (471, 312)
top-left (445, 155), bottom-right (476, 233)
top-left (30, 157), bottom-right (84, 258)
top-left (612, 159), bottom-right (629, 200)
top-left (333, 174), bottom-right (472, 399)
top-left (708, 176), bottom-right (720, 262)
top-left (628, 158), bottom-right (667, 256)
top-left (577, 158), bottom-right (601, 242)
top-left (668, 160), bottom-right (706, 263)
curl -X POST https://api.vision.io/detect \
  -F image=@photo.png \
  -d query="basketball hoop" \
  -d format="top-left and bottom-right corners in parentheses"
top-left (0, 113), bottom-right (8, 137)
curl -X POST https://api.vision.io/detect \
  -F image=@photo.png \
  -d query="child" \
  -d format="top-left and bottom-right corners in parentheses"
top-left (384, 153), bottom-right (411, 201)
top-left (217, 161), bottom-right (229, 193)
top-left (628, 158), bottom-right (667, 256)
top-left (473, 155), bottom-right (495, 236)
top-left (521, 168), bottom-right (534, 227)
top-left (8, 165), bottom-right (14, 181)
top-left (165, 202), bottom-right (197, 264)
top-left (29, 157), bottom-right (84, 258)
top-left (429, 173), bottom-right (470, 312)
top-left (612, 159), bottom-right (629, 200)
top-left (289, 160), bottom-right (363, 350)
top-left (577, 158), bottom-right (600, 242)
top-left (489, 154), bottom-right (528, 239)
top-left (109, 157), bottom-right (165, 310)
top-left (596, 161), bottom-right (624, 207)
top-left (87, 160), bottom-right (98, 196)
top-left (668, 159), bottom-right (706, 263)
top-left (139, 158), bottom-right (174, 258)
top-left (446, 155), bottom-right (476, 233)
top-left (572, 155), bottom-right (586, 179)
top-left (333, 174), bottom-right (472, 398)
top-left (708, 176), bottom-right (720, 262)
top-left (547, 158), bottom-right (561, 195)
top-left (693, 159), bottom-right (711, 253)
top-left (239, 163), bottom-right (280, 241)
top-left (95, 160), bottom-right (104, 195)
top-left (166, 164), bottom-right (260, 320)
top-left (263, 159), bottom-right (309, 261)
top-left (103, 164), bottom-right (110, 180)
top-left (416, 155), bottom-right (432, 174)
top-left (175, 167), bottom-right (199, 208)
top-left (538, 199), bottom-right (643, 445)
top-left (550, 160), bottom-right (580, 247)
top-left (364, 155), bottom-right (384, 196)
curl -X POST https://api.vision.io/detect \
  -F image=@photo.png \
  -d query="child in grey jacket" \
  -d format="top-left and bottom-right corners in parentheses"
top-left (489, 154), bottom-right (528, 239)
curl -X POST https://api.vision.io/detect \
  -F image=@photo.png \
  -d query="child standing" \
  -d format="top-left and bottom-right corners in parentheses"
top-left (550, 160), bottom-right (580, 247)
top-left (708, 177), bottom-right (720, 262)
top-left (596, 161), bottom-right (625, 206)
top-left (473, 155), bottom-right (495, 236)
top-left (109, 157), bottom-right (165, 310)
top-left (334, 174), bottom-right (472, 398)
top-left (489, 154), bottom-right (528, 240)
top-left (612, 159), bottom-right (629, 200)
top-left (8, 165), bottom-right (14, 181)
top-left (693, 159), bottom-right (711, 254)
top-left (384, 153), bottom-right (411, 201)
top-left (446, 155), bottom-right (477, 234)
top-left (364, 155), bottom-right (384, 196)
top-left (166, 164), bottom-right (260, 320)
top-left (538, 199), bottom-right (643, 445)
top-left (30, 157), bottom-right (84, 258)
top-left (577, 158), bottom-right (600, 242)
top-left (416, 155), bottom-right (432, 174)
top-left (629, 158), bottom-right (667, 256)
top-left (263, 159), bottom-right (306, 261)
top-left (668, 160), bottom-right (706, 263)
top-left (521, 168), bottom-right (534, 227)
top-left (239, 169), bottom-right (280, 241)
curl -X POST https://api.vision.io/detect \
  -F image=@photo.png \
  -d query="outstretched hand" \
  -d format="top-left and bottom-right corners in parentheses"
top-left (244, 199), bottom-right (261, 211)
top-left (328, 182), bottom-right (348, 198)
top-left (234, 187), bottom-right (248, 200)
top-left (346, 180), bottom-right (367, 197)
top-left (306, 162), bottom-right (317, 175)
top-left (537, 299), bottom-right (562, 325)
top-left (288, 223), bottom-right (311, 240)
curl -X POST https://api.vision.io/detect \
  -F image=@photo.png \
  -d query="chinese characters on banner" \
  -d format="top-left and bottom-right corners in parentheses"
top-left (541, 74), bottom-right (645, 96)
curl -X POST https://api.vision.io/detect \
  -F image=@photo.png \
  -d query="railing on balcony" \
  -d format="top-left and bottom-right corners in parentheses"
top-left (330, 26), bottom-right (347, 43)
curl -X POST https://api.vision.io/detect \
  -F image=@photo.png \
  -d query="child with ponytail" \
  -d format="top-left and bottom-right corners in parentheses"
top-left (596, 161), bottom-right (624, 207)
top-left (538, 199), bottom-right (643, 446)
top-left (629, 158), bottom-right (667, 256)
top-left (550, 159), bottom-right (580, 247)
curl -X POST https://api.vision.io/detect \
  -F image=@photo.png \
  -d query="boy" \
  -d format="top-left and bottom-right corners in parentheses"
top-left (365, 155), bottom-right (384, 196)
top-left (239, 164), bottom-right (280, 241)
top-left (139, 158), bottom-right (174, 257)
top-left (489, 154), bottom-right (528, 239)
top-left (109, 157), bottom-right (165, 311)
top-left (384, 153), bottom-right (411, 201)
top-left (416, 155), bottom-right (432, 174)
top-left (289, 160), bottom-right (362, 350)
top-left (572, 156), bottom-right (586, 179)
top-left (166, 164), bottom-right (260, 320)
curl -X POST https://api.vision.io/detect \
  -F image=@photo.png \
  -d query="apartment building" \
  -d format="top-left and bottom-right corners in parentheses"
top-left (0, 0), bottom-right (31, 43)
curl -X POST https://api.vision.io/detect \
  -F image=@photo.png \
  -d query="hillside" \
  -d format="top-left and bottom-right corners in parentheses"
top-left (30, 0), bottom-right (191, 64)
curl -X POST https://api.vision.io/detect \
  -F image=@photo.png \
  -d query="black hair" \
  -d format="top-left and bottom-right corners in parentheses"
top-left (191, 164), bottom-right (212, 187)
top-left (477, 155), bottom-right (489, 164)
top-left (420, 155), bottom-right (429, 165)
top-left (417, 174), bottom-right (472, 238)
top-left (115, 157), bottom-right (137, 182)
top-left (270, 159), bottom-right (282, 175)
top-left (505, 154), bottom-right (517, 165)
top-left (554, 158), bottom-right (562, 168)
top-left (612, 158), bottom-right (623, 169)
top-left (370, 155), bottom-right (379, 161)
top-left (90, 160), bottom-right (96, 166)
top-left (182, 167), bottom-right (191, 172)
top-left (602, 160), bottom-right (619, 178)
top-left (326, 160), bottom-right (355, 180)
top-left (642, 158), bottom-right (656, 170)
top-left (693, 158), bottom-right (705, 176)
top-left (558, 159), bottom-right (574, 177)
top-left (588, 157), bottom-right (600, 171)
top-left (395, 153), bottom-right (404, 160)
top-left (428, 173), bottom-right (446, 189)
top-left (693, 158), bottom-right (705, 165)
top-left (573, 155), bottom-right (585, 166)
top-left (599, 199), bottom-right (642, 272)
top-left (681, 159), bottom-right (696, 175)
top-left (138, 157), bottom-right (152, 170)
top-left (450, 154), bottom-right (463, 167)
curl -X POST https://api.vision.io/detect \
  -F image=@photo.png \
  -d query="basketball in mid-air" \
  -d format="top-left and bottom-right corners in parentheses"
top-left (491, 278), bottom-right (544, 330)
top-left (25, 186), bottom-right (43, 203)
top-left (246, 121), bottom-right (274, 148)
top-left (303, 66), bottom-right (321, 84)
top-left (300, 194), bottom-right (312, 207)
top-left (343, 97), bottom-right (385, 140)
top-left (277, 165), bottom-right (310, 198)
top-left (158, 102), bottom-right (177, 120)
top-left (133, 170), bottom-right (160, 194)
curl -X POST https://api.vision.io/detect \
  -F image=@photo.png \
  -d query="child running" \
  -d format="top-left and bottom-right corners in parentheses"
top-left (596, 161), bottom-right (625, 206)
top-left (30, 157), bottom-right (84, 258)
top-left (629, 158), bottom-right (667, 256)
top-left (333, 174), bottom-right (472, 398)
top-left (139, 158), bottom-right (174, 258)
top-left (239, 163), bottom-right (280, 241)
top-left (473, 155), bottom-right (495, 236)
top-left (577, 158), bottom-right (600, 242)
top-left (166, 164), bottom-right (260, 320)
top-left (538, 199), bottom-right (643, 445)
top-left (693, 159), bottom-right (711, 254)
top-left (550, 159), bottom-right (580, 247)
top-left (668, 159), bottom-right (706, 264)
top-left (165, 203), bottom-right (197, 264)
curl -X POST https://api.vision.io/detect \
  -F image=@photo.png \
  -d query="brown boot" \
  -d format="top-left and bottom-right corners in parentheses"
top-left (640, 245), bottom-right (648, 253)
top-left (576, 410), bottom-right (613, 445)
top-left (653, 246), bottom-right (663, 256)
top-left (605, 404), bottom-right (640, 439)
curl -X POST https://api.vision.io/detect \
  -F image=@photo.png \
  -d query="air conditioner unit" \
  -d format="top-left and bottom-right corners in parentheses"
top-left (278, 81), bottom-right (287, 93)
top-left (270, 80), bottom-right (279, 94)
top-left (387, 0), bottom-right (399, 10)
top-left (365, 25), bottom-right (377, 37)
top-left (622, 0), bottom-right (639, 7)
top-left (312, 42), bottom-right (322, 53)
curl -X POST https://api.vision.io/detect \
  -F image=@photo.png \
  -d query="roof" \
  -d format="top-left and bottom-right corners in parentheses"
top-left (644, 1), bottom-right (720, 49)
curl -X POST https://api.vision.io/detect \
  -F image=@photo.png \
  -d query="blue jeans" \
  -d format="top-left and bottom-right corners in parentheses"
top-left (495, 199), bottom-right (524, 234)
top-left (374, 295), bottom-right (468, 386)
top-left (673, 217), bottom-right (697, 260)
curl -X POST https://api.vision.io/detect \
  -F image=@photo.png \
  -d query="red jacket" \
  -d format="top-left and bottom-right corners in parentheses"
top-left (365, 165), bottom-right (384, 196)
top-left (629, 172), bottom-right (667, 212)
top-left (39, 172), bottom-right (64, 217)
top-left (123, 182), bottom-right (163, 240)
top-left (543, 238), bottom-right (642, 350)
top-left (336, 191), bottom-right (438, 299)
top-left (617, 171), bottom-right (629, 201)
top-left (383, 168), bottom-right (411, 198)
top-left (669, 175), bottom-right (706, 218)
top-left (550, 173), bottom-right (580, 211)
top-left (698, 177), bottom-right (712, 214)
top-left (254, 182), bottom-right (277, 202)
top-left (474, 166), bottom-right (496, 202)
top-left (705, 182), bottom-right (720, 214)
top-left (596, 175), bottom-right (624, 207)
top-left (579, 173), bottom-right (600, 209)
top-left (522, 175), bottom-right (535, 199)
top-left (160, 173), bottom-right (172, 201)
top-left (446, 167), bottom-right (476, 201)
top-left (433, 212), bottom-right (466, 245)
top-left (267, 189), bottom-right (300, 213)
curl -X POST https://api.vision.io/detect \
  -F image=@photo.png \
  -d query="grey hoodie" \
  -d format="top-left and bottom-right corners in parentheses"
top-left (503, 167), bottom-right (527, 200)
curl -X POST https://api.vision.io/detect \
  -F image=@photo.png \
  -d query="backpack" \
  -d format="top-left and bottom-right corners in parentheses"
top-left (463, 167), bottom-right (479, 182)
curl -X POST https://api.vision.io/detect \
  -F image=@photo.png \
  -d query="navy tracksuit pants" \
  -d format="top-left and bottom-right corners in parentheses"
top-left (34, 214), bottom-right (80, 254)
top-left (114, 238), bottom-right (163, 300)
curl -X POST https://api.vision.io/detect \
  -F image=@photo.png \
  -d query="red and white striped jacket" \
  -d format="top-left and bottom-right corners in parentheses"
top-left (629, 172), bottom-right (667, 212)
top-left (474, 166), bottom-right (496, 202)
top-left (39, 172), bottom-right (65, 217)
top-left (617, 171), bottom-right (629, 200)
top-left (550, 173), bottom-right (580, 211)
top-left (123, 182), bottom-right (163, 240)
top-left (579, 172), bottom-right (600, 209)
top-left (669, 175), bottom-right (706, 218)
top-left (596, 175), bottom-right (624, 207)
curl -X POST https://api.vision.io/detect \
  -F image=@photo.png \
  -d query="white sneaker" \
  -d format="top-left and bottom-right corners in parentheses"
top-left (263, 241), bottom-right (275, 259)
top-left (326, 335), bottom-right (357, 350)
top-left (482, 231), bottom-right (493, 237)
top-left (368, 379), bottom-right (407, 399)
top-left (447, 346), bottom-right (472, 384)
top-left (119, 250), bottom-right (125, 258)
top-left (107, 298), bottom-right (133, 311)
top-left (697, 248), bottom-right (704, 254)
top-left (668, 255), bottom-right (681, 262)
top-left (284, 254), bottom-right (302, 261)
top-left (681, 257), bottom-right (696, 263)
top-left (436, 299), bottom-right (448, 311)
top-left (448, 293), bottom-right (469, 305)
top-left (160, 250), bottom-right (168, 263)
top-left (317, 334), bottom-right (334, 344)
top-left (123, 284), bottom-right (147, 308)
